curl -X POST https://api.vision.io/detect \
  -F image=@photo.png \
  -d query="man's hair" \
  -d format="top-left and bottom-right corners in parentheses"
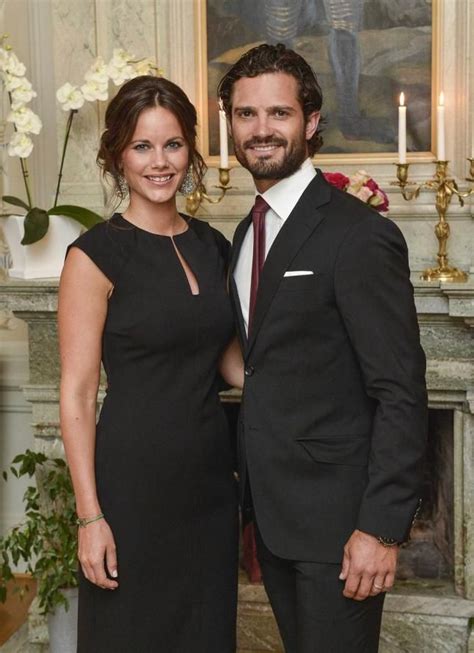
top-left (217, 43), bottom-right (324, 155)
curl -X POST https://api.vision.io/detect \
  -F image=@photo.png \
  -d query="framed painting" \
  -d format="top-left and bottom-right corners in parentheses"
top-left (195, 0), bottom-right (438, 164)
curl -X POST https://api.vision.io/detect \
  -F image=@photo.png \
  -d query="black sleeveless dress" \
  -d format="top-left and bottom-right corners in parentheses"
top-left (69, 214), bottom-right (239, 653)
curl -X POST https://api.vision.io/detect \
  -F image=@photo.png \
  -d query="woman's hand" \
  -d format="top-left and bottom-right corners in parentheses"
top-left (78, 519), bottom-right (119, 590)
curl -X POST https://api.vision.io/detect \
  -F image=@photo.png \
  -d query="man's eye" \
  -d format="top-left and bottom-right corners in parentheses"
top-left (274, 110), bottom-right (288, 118)
top-left (237, 110), bottom-right (253, 118)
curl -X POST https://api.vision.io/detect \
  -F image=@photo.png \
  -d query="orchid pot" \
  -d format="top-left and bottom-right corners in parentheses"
top-left (1, 213), bottom-right (82, 278)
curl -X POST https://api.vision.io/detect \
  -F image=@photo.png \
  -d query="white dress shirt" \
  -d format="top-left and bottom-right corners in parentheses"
top-left (234, 158), bottom-right (316, 334)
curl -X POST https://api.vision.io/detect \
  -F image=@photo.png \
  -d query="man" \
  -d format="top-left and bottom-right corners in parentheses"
top-left (218, 44), bottom-right (427, 652)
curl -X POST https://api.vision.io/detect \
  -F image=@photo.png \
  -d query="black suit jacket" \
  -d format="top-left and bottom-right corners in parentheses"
top-left (230, 171), bottom-right (427, 563)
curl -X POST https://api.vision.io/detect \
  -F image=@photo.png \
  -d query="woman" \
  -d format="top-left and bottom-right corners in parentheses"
top-left (58, 76), bottom-right (243, 652)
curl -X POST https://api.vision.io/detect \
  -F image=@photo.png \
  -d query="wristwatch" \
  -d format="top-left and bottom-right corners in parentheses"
top-left (376, 536), bottom-right (398, 547)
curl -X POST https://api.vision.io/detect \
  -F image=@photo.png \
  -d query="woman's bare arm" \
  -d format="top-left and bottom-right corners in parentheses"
top-left (58, 247), bottom-right (118, 589)
top-left (219, 336), bottom-right (244, 389)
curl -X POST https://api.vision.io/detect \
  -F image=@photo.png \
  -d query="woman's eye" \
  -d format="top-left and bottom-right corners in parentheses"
top-left (133, 143), bottom-right (149, 151)
top-left (166, 141), bottom-right (183, 150)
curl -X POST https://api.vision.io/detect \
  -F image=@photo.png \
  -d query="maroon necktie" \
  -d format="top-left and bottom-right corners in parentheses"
top-left (243, 196), bottom-right (269, 583)
top-left (248, 195), bottom-right (269, 331)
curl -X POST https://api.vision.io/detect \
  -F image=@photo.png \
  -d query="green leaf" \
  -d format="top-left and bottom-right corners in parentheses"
top-left (2, 195), bottom-right (30, 211)
top-left (48, 205), bottom-right (104, 229)
top-left (21, 208), bottom-right (49, 245)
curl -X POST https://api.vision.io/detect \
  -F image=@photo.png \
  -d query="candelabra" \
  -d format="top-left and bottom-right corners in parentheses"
top-left (185, 168), bottom-right (233, 216)
top-left (393, 159), bottom-right (474, 282)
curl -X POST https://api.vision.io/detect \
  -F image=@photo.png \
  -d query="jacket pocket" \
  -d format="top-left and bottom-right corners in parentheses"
top-left (295, 434), bottom-right (370, 467)
top-left (279, 273), bottom-right (318, 292)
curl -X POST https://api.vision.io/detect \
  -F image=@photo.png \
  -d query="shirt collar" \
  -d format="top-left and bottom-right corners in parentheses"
top-left (259, 158), bottom-right (316, 222)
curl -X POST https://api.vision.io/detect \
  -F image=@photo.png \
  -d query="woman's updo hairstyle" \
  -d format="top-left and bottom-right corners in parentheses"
top-left (97, 75), bottom-right (206, 201)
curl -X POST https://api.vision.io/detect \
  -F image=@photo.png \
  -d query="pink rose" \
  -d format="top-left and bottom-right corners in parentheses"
top-left (371, 189), bottom-right (390, 213)
top-left (365, 178), bottom-right (390, 213)
top-left (323, 172), bottom-right (350, 191)
top-left (354, 186), bottom-right (373, 203)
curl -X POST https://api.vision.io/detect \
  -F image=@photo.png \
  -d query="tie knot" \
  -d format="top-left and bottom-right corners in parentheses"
top-left (252, 195), bottom-right (269, 218)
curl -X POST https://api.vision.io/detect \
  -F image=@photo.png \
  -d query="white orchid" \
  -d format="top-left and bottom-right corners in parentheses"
top-left (108, 63), bottom-right (135, 85)
top-left (10, 78), bottom-right (37, 109)
top-left (4, 51), bottom-right (26, 77)
top-left (56, 82), bottom-right (85, 111)
top-left (81, 79), bottom-right (109, 102)
top-left (7, 106), bottom-right (42, 135)
top-left (7, 132), bottom-right (34, 158)
top-left (107, 48), bottom-right (135, 85)
top-left (0, 38), bottom-right (41, 171)
top-left (84, 56), bottom-right (109, 85)
top-left (130, 57), bottom-right (159, 78)
top-left (3, 71), bottom-right (24, 92)
top-left (0, 47), bottom-right (9, 70)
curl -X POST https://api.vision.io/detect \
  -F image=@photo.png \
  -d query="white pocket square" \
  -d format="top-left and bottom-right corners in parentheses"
top-left (283, 270), bottom-right (314, 277)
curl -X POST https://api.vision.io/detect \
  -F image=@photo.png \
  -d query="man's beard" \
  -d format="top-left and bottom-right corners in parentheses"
top-left (233, 133), bottom-right (308, 181)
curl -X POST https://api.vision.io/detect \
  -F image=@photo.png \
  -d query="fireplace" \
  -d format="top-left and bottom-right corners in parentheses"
top-left (398, 409), bottom-right (454, 583)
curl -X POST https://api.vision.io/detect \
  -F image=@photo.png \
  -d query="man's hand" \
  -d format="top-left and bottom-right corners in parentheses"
top-left (339, 529), bottom-right (398, 601)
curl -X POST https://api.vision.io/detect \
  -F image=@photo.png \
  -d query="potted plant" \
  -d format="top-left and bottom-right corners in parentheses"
top-left (0, 449), bottom-right (78, 652)
top-left (0, 39), bottom-right (160, 277)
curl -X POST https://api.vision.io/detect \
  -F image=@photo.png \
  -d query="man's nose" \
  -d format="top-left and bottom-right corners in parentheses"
top-left (254, 114), bottom-right (272, 139)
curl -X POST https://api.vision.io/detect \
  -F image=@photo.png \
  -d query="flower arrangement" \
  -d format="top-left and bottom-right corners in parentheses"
top-left (1, 37), bottom-right (161, 244)
top-left (323, 170), bottom-right (389, 214)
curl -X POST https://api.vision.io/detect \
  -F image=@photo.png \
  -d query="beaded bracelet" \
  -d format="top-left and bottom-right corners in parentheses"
top-left (76, 512), bottom-right (105, 528)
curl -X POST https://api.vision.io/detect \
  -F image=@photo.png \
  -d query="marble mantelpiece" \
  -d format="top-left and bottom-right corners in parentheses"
top-left (1, 276), bottom-right (474, 652)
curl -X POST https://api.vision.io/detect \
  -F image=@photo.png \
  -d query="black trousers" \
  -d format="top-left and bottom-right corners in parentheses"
top-left (255, 527), bottom-right (385, 653)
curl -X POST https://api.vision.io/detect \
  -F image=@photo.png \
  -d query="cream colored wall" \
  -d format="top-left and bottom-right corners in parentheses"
top-left (0, 0), bottom-right (473, 535)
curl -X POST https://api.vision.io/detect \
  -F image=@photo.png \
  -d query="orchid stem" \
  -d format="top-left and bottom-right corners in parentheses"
top-left (7, 91), bottom-right (33, 209)
top-left (53, 109), bottom-right (76, 208)
top-left (19, 158), bottom-right (33, 208)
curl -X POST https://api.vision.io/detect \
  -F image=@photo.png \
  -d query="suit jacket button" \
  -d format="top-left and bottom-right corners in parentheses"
top-left (245, 366), bottom-right (255, 377)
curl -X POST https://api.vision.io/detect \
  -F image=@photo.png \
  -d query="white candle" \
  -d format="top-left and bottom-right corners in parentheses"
top-left (471, 105), bottom-right (474, 158)
top-left (218, 105), bottom-right (229, 169)
top-left (398, 92), bottom-right (407, 164)
top-left (437, 92), bottom-right (446, 161)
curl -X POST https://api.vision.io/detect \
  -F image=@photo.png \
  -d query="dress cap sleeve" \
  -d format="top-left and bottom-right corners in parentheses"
top-left (66, 216), bottom-right (134, 285)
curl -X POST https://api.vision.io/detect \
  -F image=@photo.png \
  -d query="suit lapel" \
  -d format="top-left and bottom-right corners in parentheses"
top-left (230, 212), bottom-right (252, 348)
top-left (246, 173), bottom-right (332, 357)
top-left (230, 212), bottom-right (252, 274)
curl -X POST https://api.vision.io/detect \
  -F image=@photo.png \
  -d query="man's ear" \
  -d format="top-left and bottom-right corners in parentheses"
top-left (305, 111), bottom-right (320, 141)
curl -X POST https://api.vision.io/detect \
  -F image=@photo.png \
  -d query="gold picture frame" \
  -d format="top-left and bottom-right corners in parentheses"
top-left (194, 0), bottom-right (440, 167)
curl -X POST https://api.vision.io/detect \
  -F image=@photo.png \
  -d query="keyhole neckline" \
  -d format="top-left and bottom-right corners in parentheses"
top-left (117, 213), bottom-right (192, 239)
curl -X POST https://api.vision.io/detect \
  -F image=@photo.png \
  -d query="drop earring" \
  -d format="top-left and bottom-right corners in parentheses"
top-left (117, 174), bottom-right (128, 196)
top-left (179, 166), bottom-right (196, 195)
